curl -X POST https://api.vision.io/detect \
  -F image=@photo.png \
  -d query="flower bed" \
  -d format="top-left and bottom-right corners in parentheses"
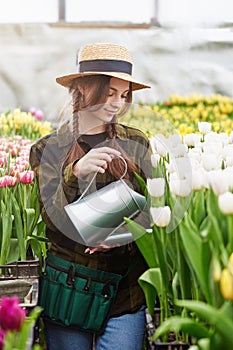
top-left (0, 108), bottom-right (53, 140)
top-left (126, 120), bottom-right (233, 349)
top-left (124, 93), bottom-right (233, 137)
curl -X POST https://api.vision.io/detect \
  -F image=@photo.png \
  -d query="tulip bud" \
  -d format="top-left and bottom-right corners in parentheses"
top-left (35, 109), bottom-right (44, 121)
top-left (150, 206), bottom-right (171, 227)
top-left (184, 133), bottom-right (201, 147)
top-left (220, 268), bottom-right (233, 300)
top-left (147, 178), bottom-right (165, 197)
top-left (218, 192), bottom-right (233, 215)
top-left (151, 134), bottom-right (169, 158)
top-left (18, 170), bottom-right (34, 184)
top-left (0, 296), bottom-right (26, 331)
top-left (151, 153), bottom-right (160, 168)
top-left (29, 107), bottom-right (36, 115)
top-left (213, 258), bottom-right (221, 282)
top-left (198, 122), bottom-right (212, 135)
top-left (169, 177), bottom-right (192, 197)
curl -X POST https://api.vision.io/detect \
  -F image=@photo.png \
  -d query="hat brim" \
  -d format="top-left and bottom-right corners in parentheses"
top-left (56, 71), bottom-right (150, 91)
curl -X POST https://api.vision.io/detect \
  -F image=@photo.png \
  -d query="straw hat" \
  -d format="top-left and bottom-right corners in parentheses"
top-left (56, 43), bottom-right (150, 91)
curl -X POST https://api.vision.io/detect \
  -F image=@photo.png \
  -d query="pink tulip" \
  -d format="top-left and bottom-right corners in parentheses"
top-left (20, 139), bottom-right (32, 146)
top-left (35, 109), bottom-right (44, 121)
top-left (0, 175), bottom-right (17, 188)
top-left (29, 107), bottom-right (36, 115)
top-left (0, 158), bottom-right (6, 167)
top-left (0, 329), bottom-right (6, 350)
top-left (0, 296), bottom-right (26, 331)
top-left (13, 135), bottom-right (23, 142)
top-left (18, 170), bottom-right (34, 184)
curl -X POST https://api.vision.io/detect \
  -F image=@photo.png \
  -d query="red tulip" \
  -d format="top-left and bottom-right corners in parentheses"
top-left (0, 296), bottom-right (26, 332)
top-left (18, 170), bottom-right (34, 184)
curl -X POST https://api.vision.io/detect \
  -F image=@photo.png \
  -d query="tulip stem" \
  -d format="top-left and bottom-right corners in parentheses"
top-left (227, 215), bottom-right (233, 254)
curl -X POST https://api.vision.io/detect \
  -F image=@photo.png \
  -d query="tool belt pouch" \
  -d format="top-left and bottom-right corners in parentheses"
top-left (39, 253), bottom-right (123, 334)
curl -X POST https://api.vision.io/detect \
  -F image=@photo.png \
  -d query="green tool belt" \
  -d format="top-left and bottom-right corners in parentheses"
top-left (39, 252), bottom-right (124, 334)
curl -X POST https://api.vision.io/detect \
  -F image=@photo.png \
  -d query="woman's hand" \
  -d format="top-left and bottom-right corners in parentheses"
top-left (85, 242), bottom-right (120, 254)
top-left (73, 147), bottom-right (121, 178)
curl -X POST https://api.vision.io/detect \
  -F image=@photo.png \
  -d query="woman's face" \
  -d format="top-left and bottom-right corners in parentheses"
top-left (82, 77), bottom-right (130, 119)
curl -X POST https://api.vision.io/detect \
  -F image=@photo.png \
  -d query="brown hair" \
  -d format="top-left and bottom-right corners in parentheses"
top-left (64, 75), bottom-right (138, 179)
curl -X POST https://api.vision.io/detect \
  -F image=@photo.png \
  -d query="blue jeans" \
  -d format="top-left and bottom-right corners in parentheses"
top-left (44, 306), bottom-right (146, 350)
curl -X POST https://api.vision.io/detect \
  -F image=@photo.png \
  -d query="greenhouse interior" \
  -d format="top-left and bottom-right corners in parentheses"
top-left (0, 1), bottom-right (233, 349)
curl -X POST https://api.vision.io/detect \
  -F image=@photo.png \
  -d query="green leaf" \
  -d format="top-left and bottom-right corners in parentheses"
top-left (133, 171), bottom-right (148, 197)
top-left (152, 225), bottom-right (170, 291)
top-left (176, 300), bottom-right (233, 350)
top-left (138, 268), bottom-right (162, 316)
top-left (0, 200), bottom-right (12, 265)
top-left (6, 238), bottom-right (20, 263)
top-left (179, 213), bottom-right (213, 304)
top-left (27, 236), bottom-right (43, 266)
top-left (124, 217), bottom-right (158, 267)
top-left (11, 192), bottom-right (26, 260)
top-left (24, 208), bottom-right (36, 235)
top-left (192, 189), bottom-right (206, 228)
top-left (151, 316), bottom-right (210, 342)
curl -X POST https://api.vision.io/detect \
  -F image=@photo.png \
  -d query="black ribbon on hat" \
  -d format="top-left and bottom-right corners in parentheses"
top-left (78, 59), bottom-right (132, 75)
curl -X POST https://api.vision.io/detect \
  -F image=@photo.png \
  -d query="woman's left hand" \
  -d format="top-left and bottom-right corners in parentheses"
top-left (85, 242), bottom-right (119, 254)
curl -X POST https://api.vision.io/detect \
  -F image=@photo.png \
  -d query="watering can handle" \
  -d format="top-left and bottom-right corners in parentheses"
top-left (77, 155), bottom-right (127, 202)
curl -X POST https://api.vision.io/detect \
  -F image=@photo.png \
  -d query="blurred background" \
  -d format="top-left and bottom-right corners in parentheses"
top-left (0, 0), bottom-right (232, 123)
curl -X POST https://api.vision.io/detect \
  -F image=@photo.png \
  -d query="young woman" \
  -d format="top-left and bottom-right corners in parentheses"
top-left (30, 43), bottom-right (152, 350)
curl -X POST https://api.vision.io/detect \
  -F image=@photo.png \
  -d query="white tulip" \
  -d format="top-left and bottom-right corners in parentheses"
top-left (147, 178), bottom-right (165, 197)
top-left (229, 131), bottom-right (233, 144)
top-left (223, 167), bottom-right (233, 189)
top-left (202, 142), bottom-right (222, 156)
top-left (169, 177), bottom-right (192, 197)
top-left (168, 134), bottom-right (182, 147)
top-left (150, 206), bottom-right (171, 227)
top-left (218, 192), bottom-right (233, 214)
top-left (171, 144), bottom-right (188, 158)
top-left (201, 154), bottom-right (221, 171)
top-left (184, 133), bottom-right (201, 147)
top-left (151, 134), bottom-right (169, 158)
top-left (188, 147), bottom-right (202, 163)
top-left (168, 157), bottom-right (192, 180)
top-left (204, 131), bottom-right (219, 143)
top-left (226, 156), bottom-right (233, 168)
top-left (222, 145), bottom-right (233, 160)
top-left (198, 122), bottom-right (212, 135)
top-left (191, 169), bottom-right (206, 190)
top-left (207, 170), bottom-right (230, 195)
top-left (151, 153), bottom-right (161, 168)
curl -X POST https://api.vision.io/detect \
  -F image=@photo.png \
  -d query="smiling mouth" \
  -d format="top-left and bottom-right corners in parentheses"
top-left (104, 109), bottom-right (118, 115)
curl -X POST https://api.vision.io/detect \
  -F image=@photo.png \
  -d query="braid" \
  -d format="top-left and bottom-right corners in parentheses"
top-left (62, 89), bottom-right (85, 168)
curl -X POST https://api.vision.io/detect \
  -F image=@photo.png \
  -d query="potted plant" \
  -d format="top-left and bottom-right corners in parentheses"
top-left (0, 135), bottom-right (47, 307)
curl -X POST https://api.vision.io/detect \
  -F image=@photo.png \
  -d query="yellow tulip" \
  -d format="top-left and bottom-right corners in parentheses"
top-left (220, 268), bottom-right (233, 300)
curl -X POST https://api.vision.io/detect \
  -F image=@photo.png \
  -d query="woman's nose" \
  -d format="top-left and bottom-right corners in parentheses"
top-left (110, 95), bottom-right (123, 108)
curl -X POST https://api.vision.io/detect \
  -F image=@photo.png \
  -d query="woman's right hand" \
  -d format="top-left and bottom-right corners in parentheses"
top-left (73, 147), bottom-right (121, 178)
